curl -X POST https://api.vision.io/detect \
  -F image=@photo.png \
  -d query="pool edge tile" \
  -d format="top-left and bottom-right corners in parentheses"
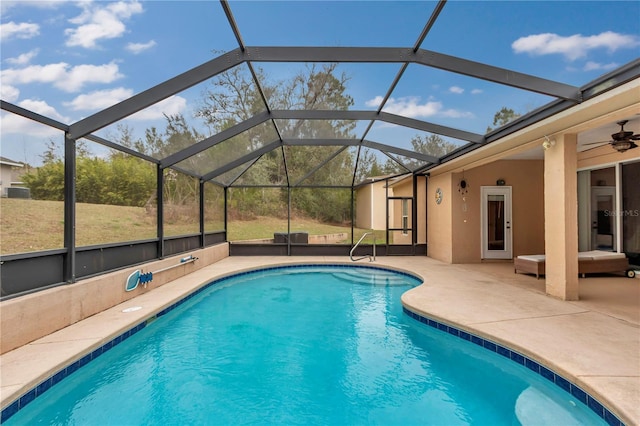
top-left (402, 307), bottom-right (625, 426)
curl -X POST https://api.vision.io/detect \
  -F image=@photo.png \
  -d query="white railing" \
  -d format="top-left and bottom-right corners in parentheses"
top-left (350, 232), bottom-right (376, 262)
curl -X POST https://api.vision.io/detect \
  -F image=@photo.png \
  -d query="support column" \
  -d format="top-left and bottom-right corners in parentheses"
top-left (544, 134), bottom-right (579, 300)
top-left (63, 133), bottom-right (76, 283)
top-left (157, 165), bottom-right (164, 259)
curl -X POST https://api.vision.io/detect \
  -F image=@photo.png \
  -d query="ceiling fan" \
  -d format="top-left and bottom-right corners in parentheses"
top-left (583, 120), bottom-right (639, 153)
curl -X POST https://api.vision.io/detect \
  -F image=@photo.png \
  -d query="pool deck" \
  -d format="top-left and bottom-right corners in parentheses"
top-left (1, 256), bottom-right (638, 425)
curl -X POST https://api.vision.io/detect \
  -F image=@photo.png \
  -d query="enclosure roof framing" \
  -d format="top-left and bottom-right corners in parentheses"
top-left (4, 0), bottom-right (640, 191)
top-left (68, 46), bottom-right (580, 140)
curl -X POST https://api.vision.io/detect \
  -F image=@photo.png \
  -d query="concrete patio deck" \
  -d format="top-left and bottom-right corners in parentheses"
top-left (1, 256), bottom-right (638, 424)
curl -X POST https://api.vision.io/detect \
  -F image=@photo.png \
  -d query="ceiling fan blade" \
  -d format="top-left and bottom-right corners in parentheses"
top-left (582, 141), bottom-right (611, 146)
top-left (630, 134), bottom-right (640, 140)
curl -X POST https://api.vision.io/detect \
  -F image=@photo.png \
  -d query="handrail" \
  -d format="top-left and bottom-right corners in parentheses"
top-left (350, 232), bottom-right (376, 262)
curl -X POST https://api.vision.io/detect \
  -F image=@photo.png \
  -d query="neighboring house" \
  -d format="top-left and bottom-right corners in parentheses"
top-left (0, 157), bottom-right (25, 197)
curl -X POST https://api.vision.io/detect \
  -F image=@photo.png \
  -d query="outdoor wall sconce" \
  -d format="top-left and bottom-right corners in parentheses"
top-left (458, 171), bottom-right (469, 212)
top-left (542, 136), bottom-right (556, 150)
top-left (458, 179), bottom-right (468, 196)
top-left (458, 170), bottom-right (469, 197)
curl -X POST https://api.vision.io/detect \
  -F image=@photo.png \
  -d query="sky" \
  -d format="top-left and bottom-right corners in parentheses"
top-left (1, 0), bottom-right (639, 165)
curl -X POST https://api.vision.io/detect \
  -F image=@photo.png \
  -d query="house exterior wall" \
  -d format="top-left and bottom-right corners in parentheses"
top-left (0, 164), bottom-right (12, 196)
top-left (0, 160), bottom-right (26, 197)
top-left (427, 173), bottom-right (453, 263)
top-left (355, 180), bottom-right (388, 230)
top-left (429, 160), bottom-right (544, 263)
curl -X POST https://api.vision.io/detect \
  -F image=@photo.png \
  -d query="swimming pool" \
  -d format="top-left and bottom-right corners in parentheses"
top-left (3, 265), bottom-right (612, 425)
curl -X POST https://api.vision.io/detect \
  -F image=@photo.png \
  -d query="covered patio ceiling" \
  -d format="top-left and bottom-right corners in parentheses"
top-left (2, 0), bottom-right (639, 187)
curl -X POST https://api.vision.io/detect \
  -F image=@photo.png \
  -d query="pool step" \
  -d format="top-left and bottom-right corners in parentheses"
top-left (331, 270), bottom-right (410, 286)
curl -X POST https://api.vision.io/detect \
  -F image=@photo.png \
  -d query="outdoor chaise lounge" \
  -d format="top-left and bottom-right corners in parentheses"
top-left (514, 250), bottom-right (632, 279)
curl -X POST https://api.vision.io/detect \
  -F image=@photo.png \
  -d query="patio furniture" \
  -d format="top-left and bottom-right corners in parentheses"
top-left (514, 251), bottom-right (631, 279)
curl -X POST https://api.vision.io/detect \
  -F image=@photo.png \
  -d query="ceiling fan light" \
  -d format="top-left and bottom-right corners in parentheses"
top-left (612, 141), bottom-right (632, 152)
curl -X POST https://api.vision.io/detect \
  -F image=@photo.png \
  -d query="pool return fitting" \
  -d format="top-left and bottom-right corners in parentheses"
top-left (125, 255), bottom-right (198, 292)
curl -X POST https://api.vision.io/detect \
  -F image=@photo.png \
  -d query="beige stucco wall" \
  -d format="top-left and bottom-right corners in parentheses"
top-left (355, 180), bottom-right (388, 230)
top-left (0, 243), bottom-right (229, 354)
top-left (427, 173), bottom-right (454, 263)
top-left (428, 160), bottom-right (544, 263)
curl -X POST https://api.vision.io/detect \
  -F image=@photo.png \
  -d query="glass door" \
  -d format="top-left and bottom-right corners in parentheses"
top-left (622, 161), bottom-right (640, 267)
top-left (591, 187), bottom-right (616, 251)
top-left (481, 186), bottom-right (512, 259)
top-left (387, 197), bottom-right (413, 246)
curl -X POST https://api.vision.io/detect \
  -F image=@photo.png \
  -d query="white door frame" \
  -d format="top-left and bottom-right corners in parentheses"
top-left (481, 186), bottom-right (513, 259)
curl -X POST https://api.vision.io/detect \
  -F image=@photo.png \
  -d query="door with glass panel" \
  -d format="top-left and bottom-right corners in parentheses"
top-left (481, 186), bottom-right (512, 259)
top-left (387, 197), bottom-right (413, 253)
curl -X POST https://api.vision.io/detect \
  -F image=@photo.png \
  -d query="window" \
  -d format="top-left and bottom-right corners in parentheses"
top-left (402, 199), bottom-right (409, 235)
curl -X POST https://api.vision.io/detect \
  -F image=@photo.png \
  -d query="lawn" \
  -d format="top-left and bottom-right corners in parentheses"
top-left (0, 198), bottom-right (382, 255)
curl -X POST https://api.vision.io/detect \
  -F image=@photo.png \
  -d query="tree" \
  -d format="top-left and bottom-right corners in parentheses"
top-left (196, 63), bottom-right (358, 223)
top-left (487, 107), bottom-right (521, 132)
top-left (382, 134), bottom-right (458, 174)
top-left (23, 134), bottom-right (156, 207)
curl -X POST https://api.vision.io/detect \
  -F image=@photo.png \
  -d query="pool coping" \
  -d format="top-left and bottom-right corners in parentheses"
top-left (1, 257), bottom-right (635, 425)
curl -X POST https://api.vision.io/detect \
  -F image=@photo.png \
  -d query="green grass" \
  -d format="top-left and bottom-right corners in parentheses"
top-left (0, 198), bottom-right (384, 255)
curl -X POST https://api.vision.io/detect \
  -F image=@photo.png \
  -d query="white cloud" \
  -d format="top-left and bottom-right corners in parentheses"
top-left (449, 86), bottom-right (464, 94)
top-left (5, 49), bottom-right (39, 65)
top-left (64, 87), bottom-right (134, 111)
top-left (1, 99), bottom-right (69, 138)
top-left (367, 95), bottom-right (473, 121)
top-left (128, 96), bottom-right (187, 121)
top-left (471, 89), bottom-right (483, 95)
top-left (441, 109), bottom-right (474, 119)
top-left (1, 1), bottom-right (62, 13)
top-left (126, 40), bottom-right (156, 54)
top-left (380, 96), bottom-right (442, 118)
top-left (512, 31), bottom-right (640, 61)
top-left (19, 99), bottom-right (69, 122)
top-left (1, 85), bottom-right (20, 102)
top-left (1, 61), bottom-right (123, 92)
top-left (583, 61), bottom-right (618, 72)
top-left (65, 0), bottom-right (143, 49)
top-left (365, 95), bottom-right (384, 108)
top-left (0, 21), bottom-right (40, 41)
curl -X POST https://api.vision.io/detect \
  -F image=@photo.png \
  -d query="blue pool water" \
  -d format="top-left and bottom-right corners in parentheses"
top-left (6, 265), bottom-right (608, 425)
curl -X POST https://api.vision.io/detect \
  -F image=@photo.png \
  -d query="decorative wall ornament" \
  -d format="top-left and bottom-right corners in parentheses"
top-left (435, 188), bottom-right (443, 205)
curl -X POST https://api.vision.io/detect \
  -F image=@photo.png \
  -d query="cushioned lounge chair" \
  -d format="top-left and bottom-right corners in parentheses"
top-left (514, 251), bottom-right (632, 279)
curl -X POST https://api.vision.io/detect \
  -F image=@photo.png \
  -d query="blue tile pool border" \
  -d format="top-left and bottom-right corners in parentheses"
top-left (0, 320), bottom-right (147, 423)
top-left (402, 306), bottom-right (625, 426)
top-left (1, 263), bottom-right (420, 423)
